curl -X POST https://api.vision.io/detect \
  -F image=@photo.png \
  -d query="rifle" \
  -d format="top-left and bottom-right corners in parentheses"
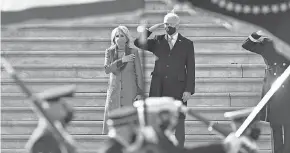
top-left (1, 58), bottom-right (77, 153)
top-left (236, 65), bottom-right (290, 137)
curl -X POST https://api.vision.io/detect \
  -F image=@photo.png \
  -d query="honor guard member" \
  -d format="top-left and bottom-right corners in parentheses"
top-left (133, 97), bottom-right (180, 153)
top-left (135, 97), bottom-right (258, 153)
top-left (136, 97), bottom-right (181, 147)
top-left (242, 31), bottom-right (290, 153)
top-left (25, 85), bottom-right (76, 153)
top-left (98, 106), bottom-right (143, 153)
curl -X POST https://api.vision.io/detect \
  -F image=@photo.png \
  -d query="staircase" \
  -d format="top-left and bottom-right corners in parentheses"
top-left (1, 0), bottom-right (271, 152)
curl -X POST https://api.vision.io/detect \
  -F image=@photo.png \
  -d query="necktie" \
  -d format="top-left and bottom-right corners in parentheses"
top-left (168, 36), bottom-right (173, 50)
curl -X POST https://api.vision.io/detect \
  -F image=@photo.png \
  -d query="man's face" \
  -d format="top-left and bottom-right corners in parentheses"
top-left (163, 14), bottom-right (179, 35)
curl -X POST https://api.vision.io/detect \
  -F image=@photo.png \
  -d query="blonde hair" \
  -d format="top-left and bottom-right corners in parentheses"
top-left (110, 25), bottom-right (134, 48)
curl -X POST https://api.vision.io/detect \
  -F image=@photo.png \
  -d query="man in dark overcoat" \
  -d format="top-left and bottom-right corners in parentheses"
top-left (134, 12), bottom-right (195, 147)
top-left (242, 31), bottom-right (290, 153)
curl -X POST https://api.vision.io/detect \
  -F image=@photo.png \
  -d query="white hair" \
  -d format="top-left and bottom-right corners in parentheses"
top-left (110, 25), bottom-right (134, 48)
top-left (164, 12), bottom-right (180, 26)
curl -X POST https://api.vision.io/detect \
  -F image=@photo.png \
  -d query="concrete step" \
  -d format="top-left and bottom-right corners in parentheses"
top-left (0, 150), bottom-right (274, 153)
top-left (1, 92), bottom-right (261, 108)
top-left (2, 51), bottom-right (264, 65)
top-left (1, 78), bottom-right (263, 93)
top-left (1, 120), bottom-right (271, 135)
top-left (1, 24), bottom-right (246, 38)
top-left (1, 106), bottom-right (257, 121)
top-left (1, 36), bottom-right (247, 51)
top-left (144, 0), bottom-right (169, 10)
top-left (1, 134), bottom-right (272, 150)
top-left (1, 64), bottom-right (266, 79)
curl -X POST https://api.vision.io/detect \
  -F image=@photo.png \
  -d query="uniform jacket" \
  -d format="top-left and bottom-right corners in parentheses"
top-left (154, 128), bottom-right (226, 153)
top-left (98, 138), bottom-right (125, 153)
top-left (134, 30), bottom-right (195, 102)
top-left (26, 125), bottom-right (67, 153)
top-left (242, 38), bottom-right (290, 125)
top-left (99, 128), bottom-right (226, 153)
top-left (27, 133), bottom-right (62, 153)
top-left (103, 46), bottom-right (144, 134)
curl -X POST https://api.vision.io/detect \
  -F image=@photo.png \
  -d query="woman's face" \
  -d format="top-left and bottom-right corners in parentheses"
top-left (114, 30), bottom-right (127, 48)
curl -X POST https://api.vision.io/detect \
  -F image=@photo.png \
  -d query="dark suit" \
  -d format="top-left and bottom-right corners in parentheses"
top-left (99, 128), bottom-right (226, 153)
top-left (27, 131), bottom-right (63, 153)
top-left (134, 29), bottom-right (195, 147)
top-left (242, 38), bottom-right (290, 153)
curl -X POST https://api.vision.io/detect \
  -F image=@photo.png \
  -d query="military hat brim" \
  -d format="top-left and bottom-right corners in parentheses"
top-left (107, 106), bottom-right (138, 127)
top-left (37, 85), bottom-right (76, 102)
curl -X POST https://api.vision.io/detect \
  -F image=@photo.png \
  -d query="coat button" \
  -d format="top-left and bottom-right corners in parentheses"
top-left (165, 76), bottom-right (168, 78)
top-left (282, 85), bottom-right (285, 88)
top-left (166, 65), bottom-right (169, 67)
top-left (283, 63), bottom-right (286, 66)
top-left (274, 63), bottom-right (277, 65)
top-left (274, 73), bottom-right (277, 76)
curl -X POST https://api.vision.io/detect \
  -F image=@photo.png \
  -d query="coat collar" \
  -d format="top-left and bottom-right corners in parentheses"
top-left (164, 33), bottom-right (183, 51)
top-left (176, 33), bottom-right (183, 44)
top-left (163, 33), bottom-right (183, 46)
top-left (166, 32), bottom-right (179, 41)
top-left (164, 33), bottom-right (183, 42)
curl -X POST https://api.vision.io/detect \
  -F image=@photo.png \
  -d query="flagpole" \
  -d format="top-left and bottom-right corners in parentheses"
top-left (136, 8), bottom-right (149, 125)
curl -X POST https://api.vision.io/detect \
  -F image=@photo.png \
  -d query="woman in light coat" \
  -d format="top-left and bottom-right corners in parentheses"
top-left (102, 26), bottom-right (144, 134)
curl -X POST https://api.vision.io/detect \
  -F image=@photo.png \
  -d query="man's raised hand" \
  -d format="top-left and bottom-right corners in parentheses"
top-left (148, 23), bottom-right (165, 32)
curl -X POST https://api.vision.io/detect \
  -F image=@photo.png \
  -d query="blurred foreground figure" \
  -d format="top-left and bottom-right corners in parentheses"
top-left (25, 85), bottom-right (76, 153)
top-left (224, 107), bottom-right (261, 153)
top-left (98, 106), bottom-right (142, 153)
top-left (133, 97), bottom-right (259, 153)
top-left (225, 107), bottom-right (261, 141)
top-left (242, 31), bottom-right (290, 153)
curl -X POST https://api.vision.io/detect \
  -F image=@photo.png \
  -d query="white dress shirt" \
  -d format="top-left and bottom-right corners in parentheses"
top-left (167, 32), bottom-right (179, 47)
